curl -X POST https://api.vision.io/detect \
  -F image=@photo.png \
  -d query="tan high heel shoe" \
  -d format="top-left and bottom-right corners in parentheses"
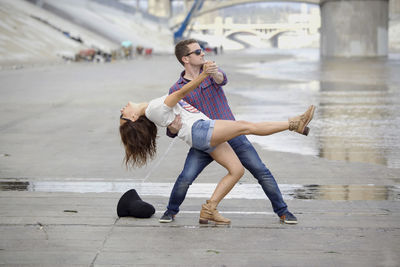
top-left (289, 105), bottom-right (315, 136)
top-left (199, 200), bottom-right (231, 225)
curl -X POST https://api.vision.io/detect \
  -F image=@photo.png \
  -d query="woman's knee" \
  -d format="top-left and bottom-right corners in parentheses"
top-left (229, 165), bottom-right (245, 179)
top-left (236, 120), bottom-right (254, 135)
top-left (237, 166), bottom-right (245, 178)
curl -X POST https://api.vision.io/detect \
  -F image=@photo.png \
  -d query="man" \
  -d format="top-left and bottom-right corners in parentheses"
top-left (160, 39), bottom-right (297, 224)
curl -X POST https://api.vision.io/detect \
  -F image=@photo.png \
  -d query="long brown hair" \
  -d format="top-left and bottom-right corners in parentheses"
top-left (119, 116), bottom-right (157, 168)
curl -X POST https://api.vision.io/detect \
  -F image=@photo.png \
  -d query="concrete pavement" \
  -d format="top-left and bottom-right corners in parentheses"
top-left (1, 192), bottom-right (399, 266)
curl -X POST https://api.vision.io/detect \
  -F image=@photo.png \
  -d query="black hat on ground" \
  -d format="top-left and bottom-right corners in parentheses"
top-left (117, 189), bottom-right (155, 218)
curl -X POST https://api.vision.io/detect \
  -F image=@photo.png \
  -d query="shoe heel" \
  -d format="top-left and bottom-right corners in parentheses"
top-left (302, 127), bottom-right (310, 136)
top-left (199, 218), bottom-right (209, 224)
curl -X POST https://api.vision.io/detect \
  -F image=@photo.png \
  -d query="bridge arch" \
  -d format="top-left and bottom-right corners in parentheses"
top-left (172, 0), bottom-right (389, 57)
top-left (224, 29), bottom-right (262, 39)
top-left (171, 0), bottom-right (319, 29)
top-left (223, 29), bottom-right (297, 48)
top-left (224, 28), bottom-right (292, 40)
top-left (194, 0), bottom-right (319, 19)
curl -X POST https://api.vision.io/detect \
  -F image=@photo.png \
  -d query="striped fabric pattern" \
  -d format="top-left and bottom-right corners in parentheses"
top-left (178, 99), bottom-right (200, 113)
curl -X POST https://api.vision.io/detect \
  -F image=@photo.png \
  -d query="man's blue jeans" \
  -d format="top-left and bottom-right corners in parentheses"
top-left (166, 135), bottom-right (288, 217)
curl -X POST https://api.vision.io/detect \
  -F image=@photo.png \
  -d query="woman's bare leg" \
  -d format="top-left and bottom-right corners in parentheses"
top-left (210, 105), bottom-right (315, 147)
top-left (208, 142), bottom-right (244, 205)
top-left (199, 142), bottom-right (244, 224)
top-left (210, 120), bottom-right (289, 147)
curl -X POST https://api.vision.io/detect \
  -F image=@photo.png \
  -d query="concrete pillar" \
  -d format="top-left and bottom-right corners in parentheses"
top-left (390, 0), bottom-right (400, 19)
top-left (389, 0), bottom-right (400, 51)
top-left (148, 0), bottom-right (171, 18)
top-left (320, 0), bottom-right (389, 57)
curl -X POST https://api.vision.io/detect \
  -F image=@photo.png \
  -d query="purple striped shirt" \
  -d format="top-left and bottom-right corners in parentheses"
top-left (169, 69), bottom-right (235, 121)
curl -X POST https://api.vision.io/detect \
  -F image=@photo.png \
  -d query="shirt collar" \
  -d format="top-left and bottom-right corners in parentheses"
top-left (178, 71), bottom-right (187, 85)
top-left (178, 68), bottom-right (204, 85)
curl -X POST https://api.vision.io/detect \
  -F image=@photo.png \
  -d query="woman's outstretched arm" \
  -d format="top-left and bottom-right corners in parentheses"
top-left (164, 65), bottom-right (209, 108)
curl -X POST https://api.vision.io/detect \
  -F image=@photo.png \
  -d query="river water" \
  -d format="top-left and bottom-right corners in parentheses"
top-left (230, 48), bottom-right (400, 168)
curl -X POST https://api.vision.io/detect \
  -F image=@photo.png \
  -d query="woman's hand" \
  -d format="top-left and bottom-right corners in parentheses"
top-left (167, 114), bottom-right (182, 134)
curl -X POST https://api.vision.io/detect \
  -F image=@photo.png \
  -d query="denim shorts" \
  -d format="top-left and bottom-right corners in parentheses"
top-left (191, 119), bottom-right (216, 153)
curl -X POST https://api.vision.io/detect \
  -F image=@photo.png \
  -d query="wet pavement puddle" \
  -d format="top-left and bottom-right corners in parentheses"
top-left (0, 180), bottom-right (399, 201)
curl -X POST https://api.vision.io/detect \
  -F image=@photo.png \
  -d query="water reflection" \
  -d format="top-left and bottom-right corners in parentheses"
top-left (0, 181), bottom-right (30, 191)
top-left (1, 180), bottom-right (398, 201)
top-left (234, 48), bottom-right (400, 168)
top-left (317, 81), bottom-right (395, 167)
top-left (292, 184), bottom-right (398, 201)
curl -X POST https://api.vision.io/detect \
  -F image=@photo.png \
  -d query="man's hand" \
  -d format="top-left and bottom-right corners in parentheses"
top-left (204, 61), bottom-right (218, 75)
top-left (204, 61), bottom-right (223, 84)
top-left (167, 114), bottom-right (182, 135)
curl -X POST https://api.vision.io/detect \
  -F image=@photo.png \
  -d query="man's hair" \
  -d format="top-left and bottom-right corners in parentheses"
top-left (175, 39), bottom-right (198, 66)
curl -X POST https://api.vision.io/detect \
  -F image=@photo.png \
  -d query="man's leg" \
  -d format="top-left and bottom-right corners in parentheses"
top-left (228, 136), bottom-right (296, 223)
top-left (164, 147), bottom-right (213, 216)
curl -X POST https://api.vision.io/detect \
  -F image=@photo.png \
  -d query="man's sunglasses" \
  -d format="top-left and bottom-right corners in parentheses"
top-left (185, 49), bottom-right (203, 56)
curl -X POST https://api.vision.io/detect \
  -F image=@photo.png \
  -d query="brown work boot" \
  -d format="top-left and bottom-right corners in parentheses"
top-left (289, 105), bottom-right (315, 136)
top-left (199, 200), bottom-right (231, 225)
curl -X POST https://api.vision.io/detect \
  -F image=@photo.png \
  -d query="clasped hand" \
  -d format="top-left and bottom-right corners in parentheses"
top-left (203, 61), bottom-right (218, 75)
top-left (167, 114), bottom-right (182, 134)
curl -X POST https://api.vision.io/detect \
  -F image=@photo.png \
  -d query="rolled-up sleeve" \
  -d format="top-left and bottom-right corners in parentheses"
top-left (216, 68), bottom-right (228, 86)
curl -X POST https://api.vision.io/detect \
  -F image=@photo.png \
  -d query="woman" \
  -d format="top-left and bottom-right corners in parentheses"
top-left (120, 63), bottom-right (315, 224)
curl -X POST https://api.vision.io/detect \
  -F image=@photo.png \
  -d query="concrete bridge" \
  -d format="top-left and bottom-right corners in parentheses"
top-left (173, 0), bottom-right (320, 22)
top-left (149, 0), bottom-right (399, 57)
top-left (190, 20), bottom-right (319, 41)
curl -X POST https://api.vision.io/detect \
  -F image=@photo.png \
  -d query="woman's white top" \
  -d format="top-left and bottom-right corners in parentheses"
top-left (145, 95), bottom-right (209, 146)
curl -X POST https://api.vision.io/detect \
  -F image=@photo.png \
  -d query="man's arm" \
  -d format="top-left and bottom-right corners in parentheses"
top-left (204, 61), bottom-right (226, 85)
top-left (211, 71), bottom-right (224, 84)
